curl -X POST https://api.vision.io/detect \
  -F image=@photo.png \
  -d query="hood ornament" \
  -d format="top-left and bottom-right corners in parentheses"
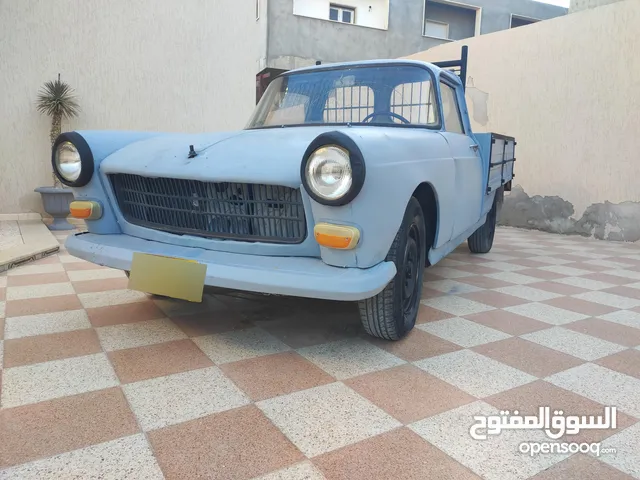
top-left (188, 145), bottom-right (198, 158)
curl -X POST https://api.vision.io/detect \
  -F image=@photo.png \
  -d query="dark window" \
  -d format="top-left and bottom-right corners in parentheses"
top-left (510, 16), bottom-right (538, 28)
top-left (424, 0), bottom-right (476, 41)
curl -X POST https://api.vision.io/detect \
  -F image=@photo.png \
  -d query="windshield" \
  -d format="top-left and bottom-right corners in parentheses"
top-left (246, 64), bottom-right (439, 129)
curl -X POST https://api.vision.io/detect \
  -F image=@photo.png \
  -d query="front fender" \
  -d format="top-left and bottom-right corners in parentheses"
top-left (307, 128), bottom-right (454, 268)
top-left (68, 131), bottom-right (167, 234)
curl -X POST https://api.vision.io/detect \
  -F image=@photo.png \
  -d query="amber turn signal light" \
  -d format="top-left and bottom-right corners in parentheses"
top-left (69, 200), bottom-right (102, 220)
top-left (313, 223), bottom-right (360, 250)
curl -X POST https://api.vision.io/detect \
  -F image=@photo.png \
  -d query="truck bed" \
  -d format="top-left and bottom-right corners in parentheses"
top-left (475, 132), bottom-right (516, 195)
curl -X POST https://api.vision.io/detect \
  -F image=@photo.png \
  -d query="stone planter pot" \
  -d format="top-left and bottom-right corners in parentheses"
top-left (34, 186), bottom-right (75, 230)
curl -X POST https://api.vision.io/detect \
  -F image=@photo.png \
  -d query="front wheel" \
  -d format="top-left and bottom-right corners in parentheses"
top-left (358, 197), bottom-right (428, 341)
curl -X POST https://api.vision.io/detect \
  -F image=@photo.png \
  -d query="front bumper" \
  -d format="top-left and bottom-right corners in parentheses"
top-left (65, 233), bottom-right (396, 301)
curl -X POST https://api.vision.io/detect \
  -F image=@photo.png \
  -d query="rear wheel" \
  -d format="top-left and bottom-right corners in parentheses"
top-left (358, 197), bottom-right (428, 341)
top-left (467, 196), bottom-right (498, 254)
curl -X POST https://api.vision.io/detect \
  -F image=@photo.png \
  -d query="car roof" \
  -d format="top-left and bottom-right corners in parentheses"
top-left (283, 58), bottom-right (461, 86)
top-left (285, 58), bottom-right (442, 75)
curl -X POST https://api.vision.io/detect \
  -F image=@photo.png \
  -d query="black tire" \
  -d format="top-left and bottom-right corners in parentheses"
top-left (468, 196), bottom-right (498, 254)
top-left (358, 197), bottom-right (428, 341)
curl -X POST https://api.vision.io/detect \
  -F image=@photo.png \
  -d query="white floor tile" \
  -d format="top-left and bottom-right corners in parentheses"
top-left (414, 350), bottom-right (535, 397)
top-left (421, 296), bottom-right (495, 316)
top-left (0, 434), bottom-right (164, 479)
top-left (1, 353), bottom-right (118, 408)
top-left (522, 327), bottom-right (626, 361)
top-left (418, 317), bottom-right (510, 348)
top-left (123, 367), bottom-right (249, 431)
top-left (297, 338), bottom-right (404, 380)
top-left (257, 382), bottom-right (401, 457)
top-left (504, 303), bottom-right (588, 325)
top-left (4, 310), bottom-right (91, 339)
top-left (572, 291), bottom-right (640, 309)
top-left (96, 318), bottom-right (188, 351)
top-left (409, 401), bottom-right (568, 480)
top-left (547, 363), bottom-right (640, 417)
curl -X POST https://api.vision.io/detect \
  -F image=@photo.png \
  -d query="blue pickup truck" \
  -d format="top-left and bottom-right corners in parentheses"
top-left (55, 46), bottom-right (515, 341)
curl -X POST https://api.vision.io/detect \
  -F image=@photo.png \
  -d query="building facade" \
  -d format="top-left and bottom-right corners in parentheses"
top-left (0, 0), bottom-right (566, 215)
top-left (258, 0), bottom-right (568, 76)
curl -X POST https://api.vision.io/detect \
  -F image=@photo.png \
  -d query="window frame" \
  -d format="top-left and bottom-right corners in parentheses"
top-left (439, 80), bottom-right (466, 135)
top-left (423, 19), bottom-right (449, 40)
top-left (246, 62), bottom-right (444, 131)
top-left (329, 4), bottom-right (356, 24)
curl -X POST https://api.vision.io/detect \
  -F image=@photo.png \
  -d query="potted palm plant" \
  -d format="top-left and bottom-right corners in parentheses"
top-left (34, 74), bottom-right (80, 230)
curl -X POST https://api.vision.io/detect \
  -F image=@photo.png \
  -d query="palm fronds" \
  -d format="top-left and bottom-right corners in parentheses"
top-left (36, 74), bottom-right (80, 119)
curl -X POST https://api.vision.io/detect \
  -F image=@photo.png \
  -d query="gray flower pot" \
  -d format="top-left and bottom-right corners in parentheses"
top-left (34, 186), bottom-right (75, 230)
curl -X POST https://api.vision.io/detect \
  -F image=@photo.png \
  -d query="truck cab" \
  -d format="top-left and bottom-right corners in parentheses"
top-left (57, 46), bottom-right (515, 341)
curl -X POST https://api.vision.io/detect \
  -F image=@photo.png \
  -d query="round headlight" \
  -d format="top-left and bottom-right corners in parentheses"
top-left (51, 132), bottom-right (94, 187)
top-left (55, 141), bottom-right (82, 182)
top-left (305, 146), bottom-right (353, 201)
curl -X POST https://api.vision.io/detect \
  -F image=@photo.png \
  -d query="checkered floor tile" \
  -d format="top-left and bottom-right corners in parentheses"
top-left (1, 227), bottom-right (639, 479)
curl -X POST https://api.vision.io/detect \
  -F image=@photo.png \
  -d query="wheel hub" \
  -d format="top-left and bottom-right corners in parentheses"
top-left (402, 223), bottom-right (421, 317)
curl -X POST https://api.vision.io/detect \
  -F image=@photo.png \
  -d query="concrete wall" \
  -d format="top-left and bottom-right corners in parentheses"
top-left (267, 0), bottom-right (566, 69)
top-left (293, 0), bottom-right (390, 29)
top-left (472, 0), bottom-right (567, 33)
top-left (0, 0), bottom-right (262, 215)
top-left (268, 0), bottom-right (444, 69)
top-left (406, 0), bottom-right (640, 241)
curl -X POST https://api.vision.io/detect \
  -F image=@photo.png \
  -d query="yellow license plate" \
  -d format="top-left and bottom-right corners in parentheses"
top-left (128, 252), bottom-right (206, 302)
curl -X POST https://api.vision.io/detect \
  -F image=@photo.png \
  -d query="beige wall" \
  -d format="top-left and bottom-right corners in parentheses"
top-left (406, 0), bottom-right (640, 218)
top-left (0, 0), bottom-right (262, 214)
top-left (570, 0), bottom-right (625, 13)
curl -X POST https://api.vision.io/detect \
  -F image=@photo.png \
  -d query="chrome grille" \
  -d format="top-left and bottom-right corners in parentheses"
top-left (109, 174), bottom-right (307, 243)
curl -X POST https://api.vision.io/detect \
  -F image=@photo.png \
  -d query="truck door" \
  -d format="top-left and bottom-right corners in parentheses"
top-left (438, 80), bottom-right (483, 240)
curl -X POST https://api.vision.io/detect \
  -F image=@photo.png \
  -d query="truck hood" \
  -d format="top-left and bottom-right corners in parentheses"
top-left (100, 126), bottom-right (355, 188)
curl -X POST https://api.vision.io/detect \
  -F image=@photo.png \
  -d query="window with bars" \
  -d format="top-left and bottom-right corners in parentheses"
top-left (246, 65), bottom-right (440, 129)
top-left (391, 81), bottom-right (438, 126)
top-left (324, 86), bottom-right (374, 123)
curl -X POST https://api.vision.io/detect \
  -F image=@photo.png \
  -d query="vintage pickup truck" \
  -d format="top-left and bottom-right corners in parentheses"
top-left (56, 46), bottom-right (515, 341)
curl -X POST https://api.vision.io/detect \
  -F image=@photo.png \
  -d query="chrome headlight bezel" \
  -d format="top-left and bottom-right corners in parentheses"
top-left (51, 132), bottom-right (94, 187)
top-left (300, 131), bottom-right (366, 206)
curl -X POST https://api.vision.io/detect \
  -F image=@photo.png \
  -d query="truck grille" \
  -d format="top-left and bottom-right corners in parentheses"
top-left (109, 174), bottom-right (307, 244)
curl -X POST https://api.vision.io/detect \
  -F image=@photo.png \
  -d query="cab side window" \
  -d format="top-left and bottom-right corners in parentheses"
top-left (440, 82), bottom-right (464, 134)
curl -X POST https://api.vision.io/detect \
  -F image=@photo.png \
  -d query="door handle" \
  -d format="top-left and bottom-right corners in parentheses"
top-left (470, 144), bottom-right (479, 151)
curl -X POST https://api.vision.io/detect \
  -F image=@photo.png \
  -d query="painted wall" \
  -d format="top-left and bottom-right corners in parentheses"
top-left (267, 0), bottom-right (566, 70)
top-left (293, 0), bottom-right (389, 29)
top-left (570, 0), bottom-right (624, 13)
top-left (406, 0), bottom-right (640, 241)
top-left (0, 0), bottom-right (262, 215)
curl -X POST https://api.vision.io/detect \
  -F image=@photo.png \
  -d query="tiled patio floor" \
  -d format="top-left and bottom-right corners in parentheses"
top-left (1, 227), bottom-right (640, 479)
